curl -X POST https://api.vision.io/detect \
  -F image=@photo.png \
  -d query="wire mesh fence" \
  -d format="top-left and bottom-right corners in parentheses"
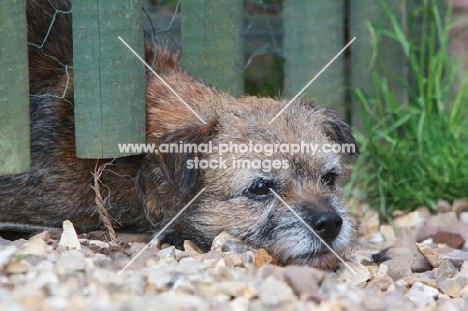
top-left (28, 1), bottom-right (72, 104)
top-left (3, 0), bottom-right (465, 174)
top-left (143, 0), bottom-right (285, 97)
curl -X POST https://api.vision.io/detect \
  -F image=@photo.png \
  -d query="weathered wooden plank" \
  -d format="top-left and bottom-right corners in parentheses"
top-left (0, 0), bottom-right (30, 175)
top-left (181, 0), bottom-right (244, 97)
top-left (283, 0), bottom-right (345, 115)
top-left (73, 0), bottom-right (146, 158)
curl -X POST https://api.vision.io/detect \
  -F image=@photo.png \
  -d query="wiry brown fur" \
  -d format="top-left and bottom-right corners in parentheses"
top-left (0, 0), bottom-right (359, 269)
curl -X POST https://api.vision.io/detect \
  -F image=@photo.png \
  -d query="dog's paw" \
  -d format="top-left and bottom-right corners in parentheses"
top-left (149, 229), bottom-right (185, 250)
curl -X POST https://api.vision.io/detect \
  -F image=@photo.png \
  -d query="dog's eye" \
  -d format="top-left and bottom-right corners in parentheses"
top-left (321, 172), bottom-right (338, 186)
top-left (248, 180), bottom-right (274, 197)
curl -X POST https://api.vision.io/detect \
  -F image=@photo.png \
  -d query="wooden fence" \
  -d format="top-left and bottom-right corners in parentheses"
top-left (0, 0), bottom-right (449, 175)
top-left (0, 1), bottom-right (30, 175)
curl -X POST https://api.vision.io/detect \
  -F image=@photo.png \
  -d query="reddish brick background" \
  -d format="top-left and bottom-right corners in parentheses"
top-left (453, 0), bottom-right (468, 10)
top-left (450, 0), bottom-right (468, 79)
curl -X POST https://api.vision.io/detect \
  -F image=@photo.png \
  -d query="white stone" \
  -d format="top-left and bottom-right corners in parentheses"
top-left (58, 220), bottom-right (81, 250)
top-left (460, 212), bottom-right (468, 224)
top-left (0, 246), bottom-right (16, 268)
top-left (337, 263), bottom-right (372, 286)
top-left (79, 239), bottom-right (109, 249)
top-left (157, 246), bottom-right (175, 259)
top-left (406, 282), bottom-right (438, 307)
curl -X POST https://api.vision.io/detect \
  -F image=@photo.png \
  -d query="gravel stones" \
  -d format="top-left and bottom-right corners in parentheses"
top-left (2, 206), bottom-right (468, 310)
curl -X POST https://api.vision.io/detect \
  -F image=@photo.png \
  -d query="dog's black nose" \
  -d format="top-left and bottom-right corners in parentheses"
top-left (309, 212), bottom-right (342, 242)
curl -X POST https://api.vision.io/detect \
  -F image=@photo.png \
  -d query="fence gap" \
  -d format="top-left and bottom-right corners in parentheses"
top-left (0, 0), bottom-right (30, 175)
top-left (73, 0), bottom-right (146, 158)
top-left (181, 0), bottom-right (244, 97)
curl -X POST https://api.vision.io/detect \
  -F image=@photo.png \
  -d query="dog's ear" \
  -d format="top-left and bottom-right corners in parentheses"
top-left (321, 108), bottom-right (359, 160)
top-left (156, 120), bottom-right (218, 199)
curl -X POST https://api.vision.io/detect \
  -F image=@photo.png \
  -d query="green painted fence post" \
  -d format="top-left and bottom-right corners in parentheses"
top-left (181, 0), bottom-right (244, 97)
top-left (0, 0), bottom-right (30, 175)
top-left (283, 0), bottom-right (345, 115)
top-left (73, 0), bottom-right (146, 158)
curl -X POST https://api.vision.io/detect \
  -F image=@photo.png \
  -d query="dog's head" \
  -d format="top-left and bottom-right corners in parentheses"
top-left (146, 75), bottom-right (358, 269)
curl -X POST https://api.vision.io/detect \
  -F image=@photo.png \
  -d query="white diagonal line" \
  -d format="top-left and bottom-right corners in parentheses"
top-left (117, 188), bottom-right (206, 276)
top-left (270, 189), bottom-right (356, 275)
top-left (118, 36), bottom-right (207, 125)
top-left (268, 37), bottom-right (356, 124)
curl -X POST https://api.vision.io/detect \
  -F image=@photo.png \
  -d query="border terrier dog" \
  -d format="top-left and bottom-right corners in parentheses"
top-left (0, 0), bottom-right (358, 269)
